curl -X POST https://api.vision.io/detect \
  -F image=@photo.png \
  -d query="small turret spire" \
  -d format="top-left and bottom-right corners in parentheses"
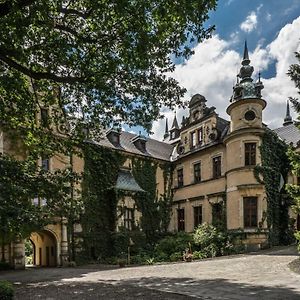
top-left (283, 100), bottom-right (293, 126)
top-left (243, 40), bottom-right (250, 64)
top-left (171, 112), bottom-right (179, 130)
top-left (163, 118), bottom-right (169, 139)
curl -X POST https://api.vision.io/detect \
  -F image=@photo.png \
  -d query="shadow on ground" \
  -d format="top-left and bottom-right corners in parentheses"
top-left (13, 276), bottom-right (300, 300)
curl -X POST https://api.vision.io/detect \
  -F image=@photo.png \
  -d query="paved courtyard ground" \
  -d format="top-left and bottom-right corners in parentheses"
top-left (1, 246), bottom-right (300, 299)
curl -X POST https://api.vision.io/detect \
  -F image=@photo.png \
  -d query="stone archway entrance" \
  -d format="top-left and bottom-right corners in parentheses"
top-left (30, 230), bottom-right (57, 267)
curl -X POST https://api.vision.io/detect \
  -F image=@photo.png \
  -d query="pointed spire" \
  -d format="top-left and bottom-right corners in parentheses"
top-left (165, 118), bottom-right (168, 133)
top-left (171, 112), bottom-right (179, 130)
top-left (243, 40), bottom-right (250, 63)
top-left (283, 100), bottom-right (293, 126)
top-left (163, 118), bottom-right (169, 140)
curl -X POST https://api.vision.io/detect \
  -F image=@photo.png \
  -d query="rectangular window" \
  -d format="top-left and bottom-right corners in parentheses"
top-left (40, 108), bottom-right (49, 127)
top-left (243, 197), bottom-right (258, 228)
top-left (194, 206), bottom-right (202, 228)
top-left (177, 168), bottom-right (184, 187)
top-left (177, 208), bottom-right (185, 231)
top-left (197, 128), bottom-right (203, 144)
top-left (193, 162), bottom-right (201, 183)
top-left (212, 203), bottom-right (223, 227)
top-left (212, 156), bottom-right (221, 178)
top-left (41, 155), bottom-right (50, 171)
top-left (190, 131), bottom-right (197, 148)
top-left (245, 143), bottom-right (256, 166)
top-left (124, 207), bottom-right (135, 230)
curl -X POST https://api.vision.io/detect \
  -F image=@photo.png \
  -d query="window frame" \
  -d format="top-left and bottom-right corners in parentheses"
top-left (190, 131), bottom-right (197, 148)
top-left (177, 168), bottom-right (184, 188)
top-left (40, 108), bottom-right (49, 128)
top-left (245, 142), bottom-right (256, 166)
top-left (212, 155), bottom-right (222, 179)
top-left (41, 155), bottom-right (50, 171)
top-left (177, 208), bottom-right (185, 231)
top-left (193, 162), bottom-right (201, 183)
top-left (243, 197), bottom-right (258, 228)
top-left (193, 205), bottom-right (202, 228)
top-left (124, 206), bottom-right (135, 230)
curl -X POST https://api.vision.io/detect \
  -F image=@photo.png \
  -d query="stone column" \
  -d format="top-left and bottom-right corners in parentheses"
top-left (13, 237), bottom-right (25, 270)
top-left (60, 218), bottom-right (69, 266)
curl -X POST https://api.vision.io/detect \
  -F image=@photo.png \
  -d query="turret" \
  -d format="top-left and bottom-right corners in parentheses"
top-left (169, 112), bottom-right (180, 140)
top-left (283, 100), bottom-right (293, 126)
top-left (227, 41), bottom-right (266, 133)
top-left (163, 118), bottom-right (169, 140)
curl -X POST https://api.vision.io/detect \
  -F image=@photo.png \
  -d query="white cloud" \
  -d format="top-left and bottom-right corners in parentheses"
top-left (240, 11), bottom-right (258, 33)
top-left (266, 13), bottom-right (272, 22)
top-left (151, 16), bottom-right (300, 140)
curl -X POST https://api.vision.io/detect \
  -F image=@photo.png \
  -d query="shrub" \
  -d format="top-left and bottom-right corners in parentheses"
top-left (112, 228), bottom-right (147, 257)
top-left (192, 250), bottom-right (207, 260)
top-left (193, 223), bottom-right (226, 257)
top-left (0, 281), bottom-right (14, 300)
top-left (169, 251), bottom-right (182, 262)
top-left (154, 232), bottom-right (193, 258)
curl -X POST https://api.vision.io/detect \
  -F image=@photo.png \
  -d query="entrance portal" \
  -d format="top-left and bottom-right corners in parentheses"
top-left (30, 230), bottom-right (57, 267)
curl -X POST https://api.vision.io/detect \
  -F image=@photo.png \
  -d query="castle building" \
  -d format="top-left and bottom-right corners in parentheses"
top-left (1, 43), bottom-right (300, 268)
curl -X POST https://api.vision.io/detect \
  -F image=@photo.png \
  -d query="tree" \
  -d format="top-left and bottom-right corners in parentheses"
top-left (0, 155), bottom-right (74, 261)
top-left (286, 51), bottom-right (300, 252)
top-left (0, 0), bottom-right (217, 145)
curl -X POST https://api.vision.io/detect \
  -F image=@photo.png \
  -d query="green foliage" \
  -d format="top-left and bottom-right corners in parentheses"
top-left (0, 0), bottom-right (217, 150)
top-left (0, 281), bottom-right (14, 300)
top-left (254, 129), bottom-right (291, 245)
top-left (169, 252), bottom-right (183, 262)
top-left (132, 158), bottom-right (173, 243)
top-left (285, 51), bottom-right (300, 253)
top-left (193, 223), bottom-right (226, 257)
top-left (80, 144), bottom-right (126, 260)
top-left (112, 228), bottom-right (147, 257)
top-left (154, 232), bottom-right (193, 259)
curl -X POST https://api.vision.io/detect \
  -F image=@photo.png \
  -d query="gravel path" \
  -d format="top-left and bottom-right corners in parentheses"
top-left (1, 246), bottom-right (300, 299)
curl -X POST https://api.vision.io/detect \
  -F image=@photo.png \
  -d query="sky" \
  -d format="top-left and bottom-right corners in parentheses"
top-left (149, 0), bottom-right (300, 140)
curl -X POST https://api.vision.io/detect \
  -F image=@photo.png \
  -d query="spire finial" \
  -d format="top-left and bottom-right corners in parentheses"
top-left (242, 40), bottom-right (250, 65)
top-left (171, 112), bottom-right (179, 130)
top-left (283, 100), bottom-right (293, 126)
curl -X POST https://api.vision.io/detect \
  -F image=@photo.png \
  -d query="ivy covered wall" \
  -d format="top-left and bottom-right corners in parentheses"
top-left (80, 144), bottom-right (126, 260)
top-left (80, 144), bottom-right (173, 260)
top-left (254, 129), bottom-right (292, 245)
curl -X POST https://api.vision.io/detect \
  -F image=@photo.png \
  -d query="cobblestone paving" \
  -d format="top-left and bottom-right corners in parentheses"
top-left (1, 246), bottom-right (300, 299)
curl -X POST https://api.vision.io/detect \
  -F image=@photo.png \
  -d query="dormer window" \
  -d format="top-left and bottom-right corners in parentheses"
top-left (132, 135), bottom-right (147, 152)
top-left (106, 128), bottom-right (121, 147)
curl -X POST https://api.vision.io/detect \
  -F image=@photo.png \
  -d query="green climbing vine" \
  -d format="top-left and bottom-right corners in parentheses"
top-left (254, 129), bottom-right (292, 246)
top-left (131, 158), bottom-right (173, 244)
top-left (80, 144), bottom-right (126, 260)
top-left (81, 144), bottom-right (173, 260)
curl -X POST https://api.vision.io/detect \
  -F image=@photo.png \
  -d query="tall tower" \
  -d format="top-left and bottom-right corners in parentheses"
top-left (227, 41), bottom-right (266, 132)
top-left (224, 42), bottom-right (267, 245)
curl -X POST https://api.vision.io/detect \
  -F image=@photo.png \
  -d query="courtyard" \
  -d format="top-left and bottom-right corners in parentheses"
top-left (1, 246), bottom-right (299, 299)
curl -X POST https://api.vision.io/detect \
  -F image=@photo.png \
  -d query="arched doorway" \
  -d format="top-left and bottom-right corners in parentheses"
top-left (30, 230), bottom-right (57, 267)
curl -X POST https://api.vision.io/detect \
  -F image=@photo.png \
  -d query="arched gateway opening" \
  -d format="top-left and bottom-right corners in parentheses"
top-left (30, 230), bottom-right (58, 267)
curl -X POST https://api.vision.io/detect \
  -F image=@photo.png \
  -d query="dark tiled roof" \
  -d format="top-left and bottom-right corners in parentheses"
top-left (115, 169), bottom-right (144, 192)
top-left (273, 123), bottom-right (300, 147)
top-left (93, 131), bottom-right (174, 161)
